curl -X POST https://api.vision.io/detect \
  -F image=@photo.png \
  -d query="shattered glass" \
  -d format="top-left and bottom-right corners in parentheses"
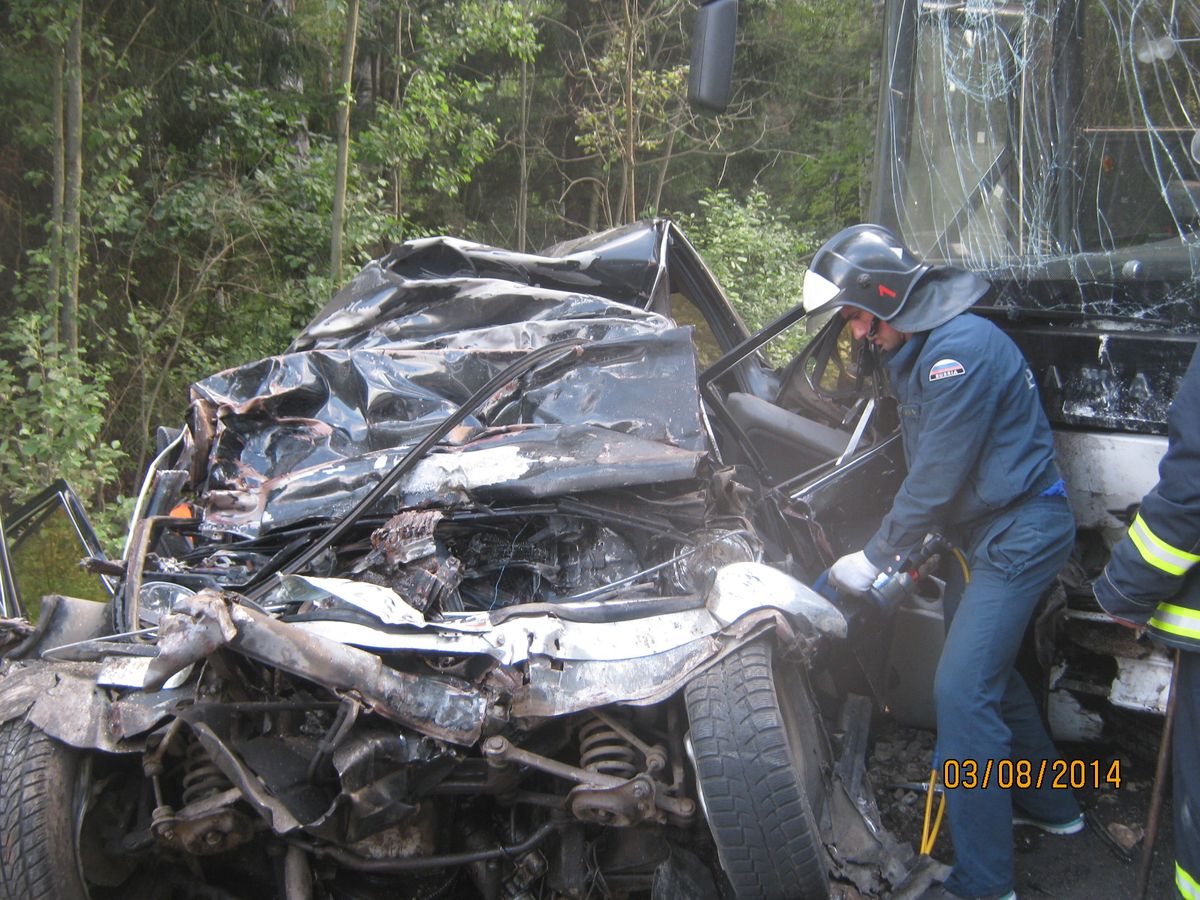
top-left (884, 0), bottom-right (1200, 324)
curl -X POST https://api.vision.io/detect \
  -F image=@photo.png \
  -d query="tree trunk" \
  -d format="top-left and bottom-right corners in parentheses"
top-left (651, 108), bottom-right (680, 215)
top-left (62, 0), bottom-right (84, 359)
top-left (391, 4), bottom-right (404, 230)
top-left (330, 0), bottom-right (361, 284)
top-left (47, 44), bottom-right (65, 346)
top-left (517, 49), bottom-right (530, 251)
top-left (622, 0), bottom-right (636, 223)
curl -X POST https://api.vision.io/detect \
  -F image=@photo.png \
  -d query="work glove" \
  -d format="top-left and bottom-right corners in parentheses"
top-left (829, 550), bottom-right (881, 595)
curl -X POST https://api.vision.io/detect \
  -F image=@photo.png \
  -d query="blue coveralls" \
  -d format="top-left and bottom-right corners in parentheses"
top-left (1094, 345), bottom-right (1200, 900)
top-left (863, 313), bottom-right (1081, 898)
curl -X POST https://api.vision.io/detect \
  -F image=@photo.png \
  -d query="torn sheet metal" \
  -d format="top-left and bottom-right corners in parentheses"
top-left (292, 222), bottom-right (671, 352)
top-left (279, 575), bottom-right (428, 627)
top-left (200, 414), bottom-right (704, 537)
top-left (279, 563), bottom-right (812, 669)
top-left (292, 605), bottom-right (722, 667)
top-left (707, 562), bottom-right (846, 637)
top-left (0, 661), bottom-right (182, 752)
top-left (512, 616), bottom-right (780, 718)
top-left (175, 218), bottom-right (711, 539)
top-left (180, 221), bottom-right (702, 539)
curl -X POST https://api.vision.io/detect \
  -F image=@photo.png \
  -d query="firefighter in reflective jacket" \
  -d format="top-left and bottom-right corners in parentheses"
top-left (803, 225), bottom-right (1082, 900)
top-left (1094, 345), bottom-right (1200, 900)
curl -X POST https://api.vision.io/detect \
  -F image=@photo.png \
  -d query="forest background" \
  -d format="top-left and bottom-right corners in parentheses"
top-left (0, 0), bottom-right (880, 542)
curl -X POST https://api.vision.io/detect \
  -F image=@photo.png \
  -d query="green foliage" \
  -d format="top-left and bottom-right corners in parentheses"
top-left (11, 513), bottom-right (112, 618)
top-left (0, 315), bottom-right (125, 545)
top-left (357, 74), bottom-right (498, 210)
top-left (674, 188), bottom-right (819, 365)
top-left (0, 0), bottom-right (882, 514)
top-left (732, 0), bottom-right (881, 235)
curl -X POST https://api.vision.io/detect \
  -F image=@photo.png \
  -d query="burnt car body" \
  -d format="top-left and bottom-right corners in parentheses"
top-left (0, 222), bottom-right (914, 900)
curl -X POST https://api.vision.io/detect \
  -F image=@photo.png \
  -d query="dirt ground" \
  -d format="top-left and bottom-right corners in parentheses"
top-left (867, 722), bottom-right (1177, 899)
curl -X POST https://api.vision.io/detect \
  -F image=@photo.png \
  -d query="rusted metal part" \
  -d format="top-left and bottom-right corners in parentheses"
top-left (83, 557), bottom-right (126, 577)
top-left (568, 775), bottom-right (673, 827)
top-left (370, 510), bottom-right (444, 567)
top-left (0, 617), bottom-right (39, 658)
top-left (179, 718), bottom-right (304, 834)
top-left (299, 820), bottom-right (559, 873)
top-left (144, 590), bottom-right (237, 690)
top-left (586, 710), bottom-right (667, 776)
top-left (348, 519), bottom-right (464, 613)
top-left (480, 736), bottom-right (694, 824)
top-left (225, 600), bottom-right (494, 746)
top-left (341, 803), bottom-right (439, 862)
top-left (0, 660), bottom-right (169, 751)
top-left (141, 589), bottom-right (495, 745)
top-left (151, 804), bottom-right (255, 856)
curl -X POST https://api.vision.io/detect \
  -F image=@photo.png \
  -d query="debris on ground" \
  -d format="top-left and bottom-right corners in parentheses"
top-left (867, 721), bottom-right (1176, 899)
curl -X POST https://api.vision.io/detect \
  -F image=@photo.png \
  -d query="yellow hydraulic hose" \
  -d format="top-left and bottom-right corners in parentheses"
top-left (921, 547), bottom-right (967, 856)
top-left (952, 547), bottom-right (971, 584)
top-left (921, 767), bottom-right (947, 855)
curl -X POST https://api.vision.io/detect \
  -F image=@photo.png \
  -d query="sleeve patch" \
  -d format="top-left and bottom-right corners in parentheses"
top-left (928, 358), bottom-right (966, 381)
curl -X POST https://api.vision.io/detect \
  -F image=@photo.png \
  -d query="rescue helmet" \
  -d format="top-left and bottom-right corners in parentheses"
top-left (801, 224), bottom-right (930, 323)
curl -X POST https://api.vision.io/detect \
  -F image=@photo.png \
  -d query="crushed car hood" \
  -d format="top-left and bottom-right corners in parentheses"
top-left (183, 223), bottom-right (708, 537)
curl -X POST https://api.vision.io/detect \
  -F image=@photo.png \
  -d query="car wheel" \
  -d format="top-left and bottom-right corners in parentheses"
top-left (0, 718), bottom-right (88, 900)
top-left (685, 639), bottom-right (831, 900)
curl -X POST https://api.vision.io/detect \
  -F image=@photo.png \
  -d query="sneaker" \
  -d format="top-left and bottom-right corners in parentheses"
top-left (1012, 812), bottom-right (1085, 835)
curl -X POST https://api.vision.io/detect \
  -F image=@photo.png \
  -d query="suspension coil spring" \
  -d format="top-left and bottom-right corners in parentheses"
top-left (579, 717), bottom-right (638, 779)
top-left (182, 737), bottom-right (232, 806)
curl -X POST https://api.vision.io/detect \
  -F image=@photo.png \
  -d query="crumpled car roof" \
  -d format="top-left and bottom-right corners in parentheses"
top-left (185, 221), bottom-right (709, 537)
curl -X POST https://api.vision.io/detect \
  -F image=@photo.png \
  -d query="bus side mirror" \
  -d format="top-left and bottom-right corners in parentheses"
top-left (688, 0), bottom-right (736, 114)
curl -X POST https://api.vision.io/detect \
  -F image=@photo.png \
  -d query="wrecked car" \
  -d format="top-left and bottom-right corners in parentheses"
top-left (0, 222), bottom-right (911, 900)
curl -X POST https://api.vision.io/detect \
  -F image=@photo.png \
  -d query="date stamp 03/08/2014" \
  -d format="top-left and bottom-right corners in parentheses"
top-left (939, 758), bottom-right (1123, 791)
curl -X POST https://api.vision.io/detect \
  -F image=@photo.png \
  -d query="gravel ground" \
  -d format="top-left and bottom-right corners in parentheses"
top-left (865, 721), bottom-right (1177, 899)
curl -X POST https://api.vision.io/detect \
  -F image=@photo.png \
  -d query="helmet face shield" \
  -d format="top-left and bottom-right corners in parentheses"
top-left (801, 267), bottom-right (841, 314)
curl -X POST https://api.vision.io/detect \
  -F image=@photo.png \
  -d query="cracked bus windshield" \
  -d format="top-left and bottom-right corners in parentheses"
top-left (883, 0), bottom-right (1200, 300)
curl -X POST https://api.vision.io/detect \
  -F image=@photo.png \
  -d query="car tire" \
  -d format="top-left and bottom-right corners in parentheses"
top-left (0, 718), bottom-right (88, 900)
top-left (685, 639), bottom-right (831, 900)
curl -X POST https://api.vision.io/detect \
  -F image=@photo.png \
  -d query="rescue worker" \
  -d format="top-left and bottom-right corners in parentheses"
top-left (1093, 345), bottom-right (1200, 900)
top-left (802, 224), bottom-right (1082, 900)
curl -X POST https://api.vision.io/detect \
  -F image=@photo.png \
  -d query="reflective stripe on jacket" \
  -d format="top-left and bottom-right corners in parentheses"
top-left (1094, 345), bottom-right (1200, 652)
top-left (1179, 862), bottom-right (1200, 900)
